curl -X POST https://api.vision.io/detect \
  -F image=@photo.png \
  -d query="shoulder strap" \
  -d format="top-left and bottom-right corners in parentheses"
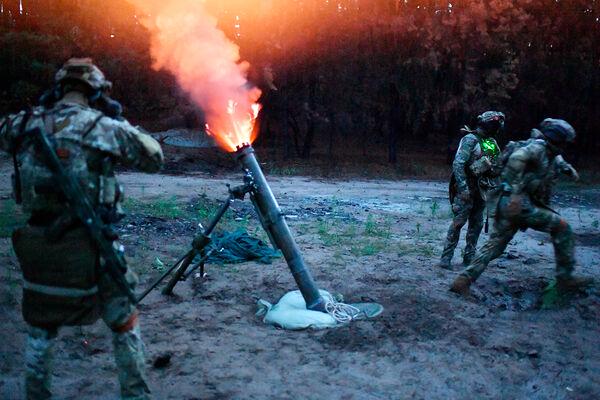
top-left (81, 113), bottom-right (104, 139)
top-left (12, 109), bottom-right (33, 204)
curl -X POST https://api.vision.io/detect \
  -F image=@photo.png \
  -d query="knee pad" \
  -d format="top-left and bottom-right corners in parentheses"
top-left (552, 218), bottom-right (571, 234)
top-left (110, 312), bottom-right (138, 334)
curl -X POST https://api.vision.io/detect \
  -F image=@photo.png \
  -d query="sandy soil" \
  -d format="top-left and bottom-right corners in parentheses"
top-left (1, 159), bottom-right (599, 400)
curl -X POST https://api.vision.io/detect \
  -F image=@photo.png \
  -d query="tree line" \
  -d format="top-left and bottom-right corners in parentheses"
top-left (1, 0), bottom-right (599, 165)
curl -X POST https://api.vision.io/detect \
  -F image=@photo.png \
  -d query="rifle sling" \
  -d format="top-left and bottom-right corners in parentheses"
top-left (12, 110), bottom-right (33, 204)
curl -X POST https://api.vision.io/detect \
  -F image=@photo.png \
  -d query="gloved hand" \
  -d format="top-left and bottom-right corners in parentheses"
top-left (566, 165), bottom-right (580, 181)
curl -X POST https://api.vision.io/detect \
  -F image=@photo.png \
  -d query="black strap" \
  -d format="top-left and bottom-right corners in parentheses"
top-left (81, 113), bottom-right (104, 139)
top-left (12, 109), bottom-right (33, 204)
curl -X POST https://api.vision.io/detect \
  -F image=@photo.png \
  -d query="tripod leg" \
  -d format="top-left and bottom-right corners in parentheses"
top-left (162, 251), bottom-right (195, 295)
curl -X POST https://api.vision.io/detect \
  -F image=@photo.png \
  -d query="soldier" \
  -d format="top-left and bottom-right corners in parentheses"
top-left (438, 111), bottom-right (505, 270)
top-left (0, 58), bottom-right (163, 399)
top-left (450, 118), bottom-right (591, 296)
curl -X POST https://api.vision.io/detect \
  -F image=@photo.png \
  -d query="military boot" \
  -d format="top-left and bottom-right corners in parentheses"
top-left (450, 275), bottom-right (472, 296)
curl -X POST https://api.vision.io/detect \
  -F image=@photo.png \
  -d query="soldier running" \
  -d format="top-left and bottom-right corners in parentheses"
top-left (438, 111), bottom-right (505, 270)
top-left (450, 118), bottom-right (591, 296)
top-left (0, 58), bottom-right (163, 399)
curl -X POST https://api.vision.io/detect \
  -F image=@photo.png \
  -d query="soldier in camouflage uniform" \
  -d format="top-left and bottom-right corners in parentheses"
top-left (438, 111), bottom-right (505, 270)
top-left (450, 118), bottom-right (591, 296)
top-left (0, 58), bottom-right (163, 399)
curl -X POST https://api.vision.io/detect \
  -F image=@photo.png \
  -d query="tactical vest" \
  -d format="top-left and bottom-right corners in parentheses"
top-left (14, 106), bottom-right (124, 219)
top-left (449, 133), bottom-right (501, 205)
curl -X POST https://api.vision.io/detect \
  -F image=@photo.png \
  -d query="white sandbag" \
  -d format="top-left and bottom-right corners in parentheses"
top-left (256, 290), bottom-right (339, 330)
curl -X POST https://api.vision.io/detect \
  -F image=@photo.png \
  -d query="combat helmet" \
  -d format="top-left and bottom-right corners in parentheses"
top-left (539, 118), bottom-right (576, 144)
top-left (55, 58), bottom-right (112, 92)
top-left (476, 111), bottom-right (505, 136)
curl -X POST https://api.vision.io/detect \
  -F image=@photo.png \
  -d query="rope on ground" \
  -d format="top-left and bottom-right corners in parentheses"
top-left (323, 293), bottom-right (363, 324)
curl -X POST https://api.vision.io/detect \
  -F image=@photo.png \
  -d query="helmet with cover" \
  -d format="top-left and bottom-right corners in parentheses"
top-left (539, 118), bottom-right (576, 145)
top-left (55, 58), bottom-right (112, 93)
top-left (476, 111), bottom-right (505, 137)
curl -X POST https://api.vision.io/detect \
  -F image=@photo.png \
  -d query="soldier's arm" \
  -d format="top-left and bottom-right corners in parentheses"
top-left (452, 135), bottom-right (477, 194)
top-left (554, 155), bottom-right (579, 181)
top-left (102, 117), bottom-right (164, 172)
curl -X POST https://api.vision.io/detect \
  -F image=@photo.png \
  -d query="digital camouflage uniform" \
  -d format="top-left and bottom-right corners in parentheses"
top-left (0, 58), bottom-right (163, 399)
top-left (439, 111), bottom-right (504, 269)
top-left (451, 119), bottom-right (584, 295)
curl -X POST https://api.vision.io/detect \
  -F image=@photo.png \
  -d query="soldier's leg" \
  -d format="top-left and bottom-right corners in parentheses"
top-left (25, 326), bottom-right (57, 400)
top-left (439, 196), bottom-right (473, 268)
top-left (451, 218), bottom-right (517, 295)
top-left (520, 208), bottom-right (575, 279)
top-left (100, 268), bottom-right (150, 400)
top-left (463, 197), bottom-right (486, 265)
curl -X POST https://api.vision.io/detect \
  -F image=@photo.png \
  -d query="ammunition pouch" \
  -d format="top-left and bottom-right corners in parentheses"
top-left (469, 156), bottom-right (492, 177)
top-left (12, 224), bottom-right (101, 328)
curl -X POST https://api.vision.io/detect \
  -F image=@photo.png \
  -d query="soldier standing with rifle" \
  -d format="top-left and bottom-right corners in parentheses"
top-left (450, 118), bottom-right (592, 296)
top-left (0, 58), bottom-right (163, 399)
top-left (438, 111), bottom-right (505, 270)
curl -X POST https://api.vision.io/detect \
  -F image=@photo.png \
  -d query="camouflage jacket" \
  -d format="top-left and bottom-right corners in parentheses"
top-left (0, 101), bottom-right (164, 217)
top-left (452, 129), bottom-right (501, 195)
top-left (501, 137), bottom-right (575, 205)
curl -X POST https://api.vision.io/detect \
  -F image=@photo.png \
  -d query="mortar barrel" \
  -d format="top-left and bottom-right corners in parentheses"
top-left (235, 144), bottom-right (325, 311)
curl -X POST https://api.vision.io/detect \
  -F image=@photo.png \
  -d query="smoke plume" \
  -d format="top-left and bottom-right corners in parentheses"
top-left (130, 0), bottom-right (261, 149)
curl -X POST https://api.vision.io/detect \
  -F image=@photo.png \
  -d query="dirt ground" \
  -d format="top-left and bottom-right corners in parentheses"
top-left (1, 157), bottom-right (599, 400)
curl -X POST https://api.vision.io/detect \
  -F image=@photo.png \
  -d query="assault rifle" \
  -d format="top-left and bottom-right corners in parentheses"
top-left (29, 127), bottom-right (137, 304)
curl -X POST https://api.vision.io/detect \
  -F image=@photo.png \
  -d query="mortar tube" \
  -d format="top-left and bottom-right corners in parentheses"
top-left (234, 144), bottom-right (326, 312)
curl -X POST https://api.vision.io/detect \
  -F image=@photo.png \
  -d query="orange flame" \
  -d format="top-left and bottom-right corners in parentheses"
top-left (206, 100), bottom-right (261, 152)
top-left (129, 0), bottom-right (262, 152)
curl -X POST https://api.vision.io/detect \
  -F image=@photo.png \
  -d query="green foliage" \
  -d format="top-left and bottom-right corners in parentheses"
top-left (430, 200), bottom-right (440, 219)
top-left (2, 0), bottom-right (600, 162)
top-left (350, 241), bottom-right (387, 257)
top-left (317, 220), bottom-right (356, 247)
top-left (124, 196), bottom-right (185, 219)
top-left (268, 166), bottom-right (298, 176)
top-left (364, 215), bottom-right (392, 239)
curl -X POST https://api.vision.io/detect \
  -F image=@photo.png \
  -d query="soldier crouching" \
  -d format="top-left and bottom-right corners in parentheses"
top-left (0, 58), bottom-right (164, 399)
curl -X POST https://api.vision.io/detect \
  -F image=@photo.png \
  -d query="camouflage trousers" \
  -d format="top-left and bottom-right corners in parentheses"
top-left (26, 322), bottom-right (149, 400)
top-left (460, 194), bottom-right (575, 281)
top-left (440, 192), bottom-right (486, 266)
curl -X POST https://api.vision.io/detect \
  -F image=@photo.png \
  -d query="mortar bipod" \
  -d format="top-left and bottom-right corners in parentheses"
top-left (137, 176), bottom-right (255, 301)
top-left (161, 175), bottom-right (255, 295)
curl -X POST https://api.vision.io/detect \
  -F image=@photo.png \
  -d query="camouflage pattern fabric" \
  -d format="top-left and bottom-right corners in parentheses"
top-left (1, 96), bottom-right (162, 399)
top-left (113, 324), bottom-right (151, 400)
top-left (25, 326), bottom-right (56, 400)
top-left (459, 138), bottom-right (576, 281)
top-left (440, 131), bottom-right (500, 266)
top-left (0, 102), bottom-right (162, 215)
top-left (441, 193), bottom-right (486, 266)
